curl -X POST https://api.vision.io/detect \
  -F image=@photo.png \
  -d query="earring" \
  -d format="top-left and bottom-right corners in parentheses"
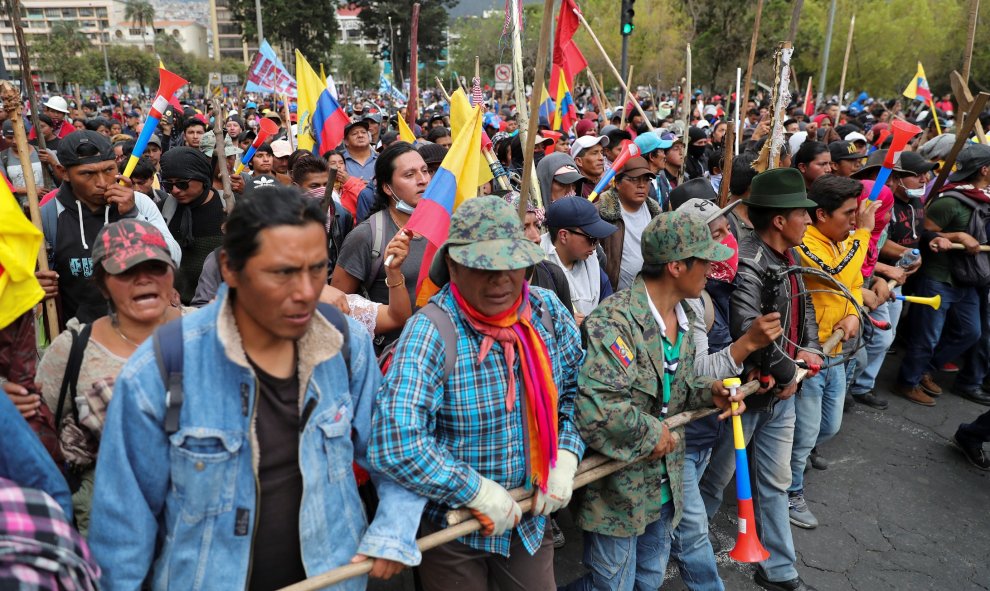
top-left (108, 301), bottom-right (118, 327)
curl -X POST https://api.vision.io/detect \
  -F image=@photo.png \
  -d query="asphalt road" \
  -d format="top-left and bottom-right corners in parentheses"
top-left (372, 356), bottom-right (990, 591)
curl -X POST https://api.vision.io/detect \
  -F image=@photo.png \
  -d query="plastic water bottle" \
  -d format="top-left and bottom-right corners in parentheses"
top-left (897, 248), bottom-right (921, 268)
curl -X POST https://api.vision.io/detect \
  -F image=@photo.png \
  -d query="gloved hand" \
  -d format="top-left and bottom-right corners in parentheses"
top-left (466, 477), bottom-right (522, 536)
top-left (532, 450), bottom-right (579, 516)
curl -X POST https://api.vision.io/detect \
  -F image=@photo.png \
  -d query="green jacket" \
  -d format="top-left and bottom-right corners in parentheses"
top-left (571, 276), bottom-right (715, 536)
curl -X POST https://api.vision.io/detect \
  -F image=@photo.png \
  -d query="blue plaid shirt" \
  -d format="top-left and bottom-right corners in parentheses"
top-left (369, 284), bottom-right (585, 556)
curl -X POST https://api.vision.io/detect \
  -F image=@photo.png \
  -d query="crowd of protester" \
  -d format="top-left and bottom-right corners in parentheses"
top-left (1, 82), bottom-right (989, 591)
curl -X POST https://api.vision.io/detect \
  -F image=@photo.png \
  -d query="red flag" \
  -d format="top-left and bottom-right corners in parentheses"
top-left (549, 0), bottom-right (587, 102)
top-left (804, 77), bottom-right (814, 119)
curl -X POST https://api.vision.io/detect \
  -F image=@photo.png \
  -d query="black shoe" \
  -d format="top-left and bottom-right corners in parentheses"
top-left (953, 434), bottom-right (990, 470)
top-left (809, 448), bottom-right (828, 470)
top-left (708, 530), bottom-right (722, 553)
top-left (954, 386), bottom-right (990, 406)
top-left (754, 570), bottom-right (818, 591)
top-left (843, 393), bottom-right (855, 412)
top-left (852, 391), bottom-right (889, 410)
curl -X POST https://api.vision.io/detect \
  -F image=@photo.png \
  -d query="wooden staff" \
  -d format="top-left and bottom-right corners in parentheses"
top-left (281, 94), bottom-right (294, 151)
top-left (619, 65), bottom-right (634, 130)
top-left (949, 243), bottom-right (990, 253)
top-left (586, 68), bottom-right (606, 116)
top-left (210, 97), bottom-right (235, 215)
top-left (405, 3), bottom-right (421, 128)
top-left (962, 0), bottom-right (980, 84)
top-left (741, 0), bottom-right (765, 111)
top-left (571, 8), bottom-right (654, 131)
top-left (679, 44), bottom-right (692, 183)
top-left (719, 122), bottom-right (735, 207)
top-left (787, 0), bottom-right (804, 45)
top-left (930, 91), bottom-right (989, 195)
top-left (837, 14), bottom-right (855, 108)
top-left (0, 81), bottom-right (60, 340)
top-left (517, 0), bottom-right (555, 222)
top-left (950, 71), bottom-right (988, 144)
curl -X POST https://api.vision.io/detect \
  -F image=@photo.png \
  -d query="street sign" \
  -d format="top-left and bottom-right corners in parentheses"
top-left (495, 82), bottom-right (512, 91)
top-left (221, 74), bottom-right (239, 84)
top-left (494, 63), bottom-right (512, 83)
top-left (208, 72), bottom-right (222, 86)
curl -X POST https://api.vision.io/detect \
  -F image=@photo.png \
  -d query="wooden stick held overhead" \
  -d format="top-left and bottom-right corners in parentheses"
top-left (211, 97), bottom-right (235, 215)
top-left (742, 0), bottom-right (764, 110)
top-left (517, 0), bottom-right (556, 222)
top-left (619, 65), bottom-right (634, 130)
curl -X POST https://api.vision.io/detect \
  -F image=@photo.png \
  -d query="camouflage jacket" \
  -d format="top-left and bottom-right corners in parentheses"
top-left (571, 276), bottom-right (715, 536)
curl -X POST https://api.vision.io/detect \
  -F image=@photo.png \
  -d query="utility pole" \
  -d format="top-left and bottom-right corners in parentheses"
top-left (619, 0), bottom-right (635, 82)
top-left (817, 0), bottom-right (836, 103)
top-left (254, 0), bottom-right (263, 45)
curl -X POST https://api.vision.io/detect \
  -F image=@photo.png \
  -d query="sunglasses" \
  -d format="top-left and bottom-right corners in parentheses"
top-left (568, 228), bottom-right (600, 245)
top-left (162, 179), bottom-right (192, 192)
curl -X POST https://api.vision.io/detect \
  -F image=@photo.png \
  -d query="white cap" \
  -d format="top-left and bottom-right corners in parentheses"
top-left (43, 96), bottom-right (69, 114)
top-left (844, 131), bottom-right (868, 144)
top-left (270, 139), bottom-right (293, 158)
top-left (569, 135), bottom-right (609, 158)
top-left (696, 119), bottom-right (711, 129)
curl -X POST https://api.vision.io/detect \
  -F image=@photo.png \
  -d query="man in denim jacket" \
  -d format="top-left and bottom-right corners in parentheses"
top-left (88, 186), bottom-right (424, 590)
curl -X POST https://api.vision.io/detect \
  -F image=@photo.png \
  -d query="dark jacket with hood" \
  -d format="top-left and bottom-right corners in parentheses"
top-left (595, 188), bottom-right (661, 291)
top-left (536, 152), bottom-right (582, 203)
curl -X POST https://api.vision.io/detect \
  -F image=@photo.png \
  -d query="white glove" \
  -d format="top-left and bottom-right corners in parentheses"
top-left (466, 477), bottom-right (522, 536)
top-left (532, 450), bottom-right (579, 516)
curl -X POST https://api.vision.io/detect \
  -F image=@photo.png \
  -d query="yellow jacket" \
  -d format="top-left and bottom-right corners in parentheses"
top-left (797, 226), bottom-right (869, 355)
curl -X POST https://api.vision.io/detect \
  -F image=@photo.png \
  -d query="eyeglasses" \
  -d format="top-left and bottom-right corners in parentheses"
top-left (162, 179), bottom-right (192, 192)
top-left (568, 228), bottom-right (600, 245)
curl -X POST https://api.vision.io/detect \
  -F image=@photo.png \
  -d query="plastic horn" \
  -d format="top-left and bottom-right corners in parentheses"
top-left (233, 118), bottom-right (280, 175)
top-left (895, 293), bottom-right (941, 310)
top-left (867, 119), bottom-right (921, 200)
top-left (724, 377), bottom-right (770, 563)
top-left (120, 67), bottom-right (188, 181)
top-left (587, 140), bottom-right (641, 202)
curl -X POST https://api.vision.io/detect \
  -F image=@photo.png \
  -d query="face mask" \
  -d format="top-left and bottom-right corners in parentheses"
top-left (394, 195), bottom-right (416, 214)
top-left (688, 144), bottom-right (707, 158)
top-left (904, 186), bottom-right (925, 199)
top-left (707, 232), bottom-right (739, 283)
top-left (305, 186), bottom-right (326, 199)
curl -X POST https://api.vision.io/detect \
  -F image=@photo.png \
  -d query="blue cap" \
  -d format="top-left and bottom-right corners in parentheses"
top-left (245, 101), bottom-right (258, 109)
top-left (634, 131), bottom-right (674, 155)
top-left (545, 196), bottom-right (618, 239)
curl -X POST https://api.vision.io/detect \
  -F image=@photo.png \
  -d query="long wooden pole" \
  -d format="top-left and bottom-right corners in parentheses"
top-left (619, 65), bottom-right (633, 130)
top-left (0, 81), bottom-right (60, 340)
top-left (572, 9), bottom-right (654, 131)
top-left (516, 0), bottom-right (555, 221)
top-left (719, 122), bottom-right (735, 207)
top-left (787, 0), bottom-right (804, 45)
top-left (7, 0), bottom-right (54, 189)
top-left (962, 0), bottom-right (980, 84)
top-left (510, 0), bottom-right (529, 144)
top-left (742, 0), bottom-right (764, 111)
top-left (680, 44), bottom-right (692, 182)
top-left (837, 14), bottom-right (855, 108)
top-left (210, 97), bottom-right (235, 215)
top-left (405, 3), bottom-right (421, 128)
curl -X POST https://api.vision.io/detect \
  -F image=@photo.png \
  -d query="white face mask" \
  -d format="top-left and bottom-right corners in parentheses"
top-left (393, 195), bottom-right (416, 214)
top-left (904, 186), bottom-right (925, 199)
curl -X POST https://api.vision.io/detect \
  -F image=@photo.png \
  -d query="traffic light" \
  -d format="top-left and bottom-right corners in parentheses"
top-left (621, 0), bottom-right (635, 36)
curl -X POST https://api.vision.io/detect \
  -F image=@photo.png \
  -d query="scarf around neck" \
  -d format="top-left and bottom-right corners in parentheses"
top-left (450, 282), bottom-right (559, 492)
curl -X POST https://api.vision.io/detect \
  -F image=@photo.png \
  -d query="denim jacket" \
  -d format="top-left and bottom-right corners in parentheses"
top-left (88, 285), bottom-right (425, 590)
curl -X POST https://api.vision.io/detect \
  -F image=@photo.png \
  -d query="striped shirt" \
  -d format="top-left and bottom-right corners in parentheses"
top-left (369, 285), bottom-right (585, 556)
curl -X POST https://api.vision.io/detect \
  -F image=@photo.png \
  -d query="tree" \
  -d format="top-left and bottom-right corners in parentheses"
top-left (105, 45), bottom-right (157, 92)
top-left (124, 0), bottom-right (156, 53)
top-left (227, 0), bottom-right (338, 66)
top-left (333, 44), bottom-right (378, 89)
top-left (449, 7), bottom-right (542, 88)
top-left (34, 21), bottom-right (98, 92)
top-left (354, 0), bottom-right (457, 86)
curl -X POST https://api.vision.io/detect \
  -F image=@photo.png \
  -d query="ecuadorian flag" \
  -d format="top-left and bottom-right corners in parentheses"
top-left (902, 62), bottom-right (932, 102)
top-left (406, 106), bottom-right (485, 306)
top-left (539, 85), bottom-right (556, 126)
top-left (296, 50), bottom-right (350, 155)
top-left (553, 67), bottom-right (578, 133)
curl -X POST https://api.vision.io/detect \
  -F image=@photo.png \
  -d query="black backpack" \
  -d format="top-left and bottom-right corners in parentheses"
top-left (941, 191), bottom-right (990, 287)
top-left (153, 303), bottom-right (350, 435)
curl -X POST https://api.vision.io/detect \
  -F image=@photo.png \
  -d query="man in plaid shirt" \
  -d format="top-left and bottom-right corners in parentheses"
top-left (369, 197), bottom-right (585, 591)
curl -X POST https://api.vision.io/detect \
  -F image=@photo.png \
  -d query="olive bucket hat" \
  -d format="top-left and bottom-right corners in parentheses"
top-left (429, 196), bottom-right (546, 287)
top-left (743, 167), bottom-right (818, 209)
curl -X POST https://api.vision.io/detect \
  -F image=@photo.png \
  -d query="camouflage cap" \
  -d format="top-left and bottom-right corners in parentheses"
top-left (92, 219), bottom-right (175, 275)
top-left (200, 130), bottom-right (241, 159)
top-left (642, 210), bottom-right (734, 266)
top-left (429, 196), bottom-right (545, 286)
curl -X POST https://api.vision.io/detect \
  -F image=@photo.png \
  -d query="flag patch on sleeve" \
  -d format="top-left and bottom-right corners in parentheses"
top-left (609, 336), bottom-right (634, 367)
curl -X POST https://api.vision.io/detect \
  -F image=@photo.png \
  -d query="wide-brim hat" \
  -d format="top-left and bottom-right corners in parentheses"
top-left (743, 167), bottom-right (818, 209)
top-left (851, 149), bottom-right (909, 179)
top-left (428, 196), bottom-right (545, 287)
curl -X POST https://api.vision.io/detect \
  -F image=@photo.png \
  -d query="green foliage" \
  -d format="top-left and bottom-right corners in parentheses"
top-left (354, 0), bottom-right (457, 85)
top-left (449, 6), bottom-right (541, 87)
top-left (227, 0), bottom-right (337, 65)
top-left (332, 44), bottom-right (378, 89)
top-left (103, 46), bottom-right (157, 91)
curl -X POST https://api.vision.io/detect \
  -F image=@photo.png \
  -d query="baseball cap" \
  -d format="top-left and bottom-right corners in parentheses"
top-left (642, 210), bottom-right (734, 265)
top-left (148, 134), bottom-right (162, 148)
top-left (126, 110), bottom-right (140, 118)
top-left (57, 130), bottom-right (114, 168)
top-left (669, 177), bottom-right (718, 210)
top-left (92, 219), bottom-right (175, 275)
top-left (897, 151), bottom-right (937, 176)
top-left (844, 131), bottom-right (868, 144)
top-left (271, 139), bottom-right (293, 158)
top-left (575, 119), bottom-right (597, 137)
top-left (1, 120), bottom-right (12, 137)
top-left (344, 119), bottom-right (370, 136)
top-left (363, 112), bottom-right (383, 124)
top-left (676, 197), bottom-right (741, 224)
top-left (829, 140), bottom-right (866, 161)
top-left (570, 135), bottom-right (609, 159)
top-left (428, 196), bottom-right (545, 287)
top-left (199, 130), bottom-right (241, 158)
top-left (546, 196), bottom-right (617, 239)
top-left (949, 143), bottom-right (990, 183)
top-left (618, 156), bottom-right (655, 179)
top-left (553, 164), bottom-right (585, 185)
top-left (634, 131), bottom-right (674, 156)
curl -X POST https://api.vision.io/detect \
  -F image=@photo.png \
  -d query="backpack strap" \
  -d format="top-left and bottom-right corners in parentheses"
top-left (316, 302), bottom-right (350, 376)
top-left (153, 318), bottom-right (185, 436)
top-left (419, 303), bottom-right (459, 381)
top-left (54, 323), bottom-right (93, 429)
top-left (364, 211), bottom-right (387, 295)
top-left (41, 200), bottom-right (58, 265)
